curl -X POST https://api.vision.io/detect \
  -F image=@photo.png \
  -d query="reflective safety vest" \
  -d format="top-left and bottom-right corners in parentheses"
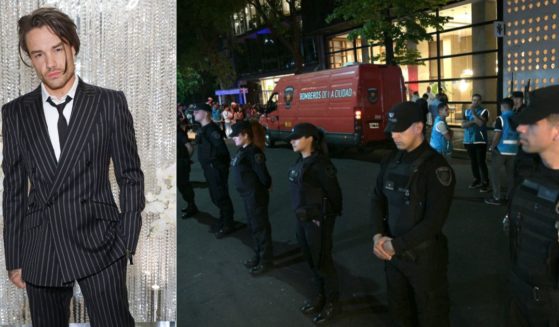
top-left (496, 111), bottom-right (519, 155)
top-left (430, 116), bottom-right (452, 155)
top-left (463, 108), bottom-right (488, 144)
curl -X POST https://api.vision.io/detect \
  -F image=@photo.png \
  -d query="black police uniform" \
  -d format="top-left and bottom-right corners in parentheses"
top-left (178, 126), bottom-right (196, 214)
top-left (506, 161), bottom-right (559, 326)
top-left (196, 121), bottom-right (235, 230)
top-left (288, 151), bottom-right (343, 315)
top-left (371, 141), bottom-right (455, 327)
top-left (231, 143), bottom-right (273, 267)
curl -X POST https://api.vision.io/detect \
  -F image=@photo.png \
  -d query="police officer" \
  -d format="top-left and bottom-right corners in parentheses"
top-left (193, 103), bottom-right (236, 238)
top-left (178, 120), bottom-right (198, 218)
top-left (287, 123), bottom-right (343, 324)
top-left (371, 102), bottom-right (455, 327)
top-left (505, 85), bottom-right (559, 326)
top-left (229, 120), bottom-right (274, 275)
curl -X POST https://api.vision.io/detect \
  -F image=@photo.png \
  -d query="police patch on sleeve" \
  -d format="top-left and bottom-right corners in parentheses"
top-left (254, 153), bottom-right (265, 164)
top-left (435, 167), bottom-right (452, 186)
top-left (325, 164), bottom-right (337, 177)
top-left (211, 131), bottom-right (221, 140)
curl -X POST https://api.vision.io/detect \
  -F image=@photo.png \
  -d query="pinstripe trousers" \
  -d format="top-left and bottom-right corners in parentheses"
top-left (25, 256), bottom-right (134, 327)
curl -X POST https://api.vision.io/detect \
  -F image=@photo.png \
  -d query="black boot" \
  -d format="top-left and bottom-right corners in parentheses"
top-left (243, 256), bottom-right (259, 269)
top-left (250, 262), bottom-right (273, 276)
top-left (300, 295), bottom-right (325, 315)
top-left (181, 205), bottom-right (199, 219)
top-left (312, 301), bottom-right (340, 324)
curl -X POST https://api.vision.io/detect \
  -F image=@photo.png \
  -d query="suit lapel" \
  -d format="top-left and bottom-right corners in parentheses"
top-left (48, 79), bottom-right (100, 199)
top-left (22, 86), bottom-right (58, 184)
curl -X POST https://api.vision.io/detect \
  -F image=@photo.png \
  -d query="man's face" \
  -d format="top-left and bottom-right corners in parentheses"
top-left (193, 110), bottom-right (207, 123)
top-left (391, 122), bottom-right (423, 152)
top-left (26, 26), bottom-right (76, 97)
top-left (513, 97), bottom-right (523, 108)
top-left (517, 118), bottom-right (558, 154)
top-left (471, 96), bottom-right (481, 108)
top-left (439, 106), bottom-right (449, 118)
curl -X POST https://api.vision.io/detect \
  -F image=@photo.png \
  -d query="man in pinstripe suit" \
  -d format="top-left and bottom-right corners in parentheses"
top-left (2, 7), bottom-right (144, 326)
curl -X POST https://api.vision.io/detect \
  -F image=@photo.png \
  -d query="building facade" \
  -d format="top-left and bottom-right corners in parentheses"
top-left (229, 0), bottom-right (558, 128)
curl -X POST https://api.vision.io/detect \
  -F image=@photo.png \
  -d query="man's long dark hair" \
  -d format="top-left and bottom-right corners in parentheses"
top-left (18, 7), bottom-right (80, 67)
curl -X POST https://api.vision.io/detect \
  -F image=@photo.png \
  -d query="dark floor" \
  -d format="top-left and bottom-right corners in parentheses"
top-left (178, 143), bottom-right (509, 327)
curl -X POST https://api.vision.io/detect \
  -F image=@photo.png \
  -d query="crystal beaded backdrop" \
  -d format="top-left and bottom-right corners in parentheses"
top-left (0, 0), bottom-right (176, 323)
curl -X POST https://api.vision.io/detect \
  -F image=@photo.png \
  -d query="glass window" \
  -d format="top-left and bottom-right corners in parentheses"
top-left (439, 3), bottom-right (472, 30)
top-left (402, 59), bottom-right (438, 82)
top-left (439, 52), bottom-right (498, 79)
top-left (439, 24), bottom-right (497, 55)
top-left (442, 78), bottom-right (497, 103)
top-left (416, 38), bottom-right (438, 59)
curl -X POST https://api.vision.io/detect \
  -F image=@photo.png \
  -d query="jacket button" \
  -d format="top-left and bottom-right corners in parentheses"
top-left (81, 199), bottom-right (87, 204)
top-left (46, 201), bottom-right (53, 207)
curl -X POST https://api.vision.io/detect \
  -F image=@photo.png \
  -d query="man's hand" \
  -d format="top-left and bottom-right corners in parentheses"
top-left (8, 269), bottom-right (25, 289)
top-left (312, 219), bottom-right (321, 227)
top-left (383, 239), bottom-right (396, 257)
top-left (373, 234), bottom-right (393, 261)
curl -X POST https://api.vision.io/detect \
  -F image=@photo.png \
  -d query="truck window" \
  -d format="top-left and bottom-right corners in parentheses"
top-left (266, 92), bottom-right (278, 113)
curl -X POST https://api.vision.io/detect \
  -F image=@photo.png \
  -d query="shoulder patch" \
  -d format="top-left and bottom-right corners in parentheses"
top-left (325, 164), bottom-right (337, 177)
top-left (254, 153), bottom-right (265, 164)
top-left (435, 167), bottom-right (453, 186)
top-left (211, 131), bottom-right (221, 140)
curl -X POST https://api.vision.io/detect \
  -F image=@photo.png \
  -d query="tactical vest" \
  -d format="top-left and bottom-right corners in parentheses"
top-left (429, 116), bottom-right (452, 155)
top-left (496, 111), bottom-right (519, 155)
top-left (463, 108), bottom-right (488, 144)
top-left (288, 156), bottom-right (328, 219)
top-left (383, 151), bottom-right (434, 237)
top-left (231, 147), bottom-right (264, 195)
top-left (509, 176), bottom-right (559, 288)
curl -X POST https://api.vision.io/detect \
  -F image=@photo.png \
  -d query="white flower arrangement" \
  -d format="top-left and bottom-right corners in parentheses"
top-left (144, 163), bottom-right (176, 237)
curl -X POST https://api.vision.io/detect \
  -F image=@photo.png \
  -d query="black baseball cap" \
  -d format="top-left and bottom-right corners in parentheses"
top-left (513, 85), bottom-right (559, 125)
top-left (287, 122), bottom-right (319, 140)
top-left (511, 91), bottom-right (524, 98)
top-left (229, 120), bottom-right (251, 137)
top-left (192, 103), bottom-right (211, 113)
top-left (384, 101), bottom-right (424, 133)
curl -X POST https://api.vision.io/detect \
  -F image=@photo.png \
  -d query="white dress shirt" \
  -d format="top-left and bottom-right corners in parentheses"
top-left (41, 75), bottom-right (79, 161)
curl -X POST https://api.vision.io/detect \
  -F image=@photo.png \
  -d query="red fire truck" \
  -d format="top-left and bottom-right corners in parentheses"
top-left (260, 64), bottom-right (406, 147)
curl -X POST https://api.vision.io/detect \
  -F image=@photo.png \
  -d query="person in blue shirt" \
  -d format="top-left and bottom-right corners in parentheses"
top-left (485, 98), bottom-right (518, 205)
top-left (461, 93), bottom-right (490, 192)
top-left (430, 102), bottom-right (453, 157)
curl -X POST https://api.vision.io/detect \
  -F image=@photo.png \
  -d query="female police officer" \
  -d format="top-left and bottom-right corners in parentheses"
top-left (229, 120), bottom-right (274, 275)
top-left (287, 123), bottom-right (343, 324)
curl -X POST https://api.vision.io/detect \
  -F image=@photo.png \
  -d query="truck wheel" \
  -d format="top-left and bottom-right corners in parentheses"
top-left (265, 132), bottom-right (275, 148)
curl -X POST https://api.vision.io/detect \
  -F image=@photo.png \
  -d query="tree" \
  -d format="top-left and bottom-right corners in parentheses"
top-left (177, 68), bottom-right (202, 104)
top-left (177, 0), bottom-right (245, 99)
top-left (244, 0), bottom-right (305, 73)
top-left (327, 0), bottom-right (450, 65)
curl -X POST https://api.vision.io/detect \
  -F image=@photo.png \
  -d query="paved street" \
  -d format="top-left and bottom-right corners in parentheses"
top-left (178, 142), bottom-right (509, 327)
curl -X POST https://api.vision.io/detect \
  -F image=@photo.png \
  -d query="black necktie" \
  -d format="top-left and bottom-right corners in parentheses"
top-left (47, 96), bottom-right (72, 150)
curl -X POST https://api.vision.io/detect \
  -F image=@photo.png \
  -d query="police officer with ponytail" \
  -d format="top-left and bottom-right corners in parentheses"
top-left (287, 123), bottom-right (342, 324)
top-left (506, 85), bottom-right (559, 326)
top-left (229, 120), bottom-right (274, 275)
top-left (371, 102), bottom-right (455, 326)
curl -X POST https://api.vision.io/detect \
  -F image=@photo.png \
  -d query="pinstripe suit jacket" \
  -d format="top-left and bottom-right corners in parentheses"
top-left (2, 80), bottom-right (145, 286)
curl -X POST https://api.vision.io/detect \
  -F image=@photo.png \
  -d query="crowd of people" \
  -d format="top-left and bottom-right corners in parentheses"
top-left (411, 87), bottom-right (526, 206)
top-left (179, 85), bottom-right (559, 325)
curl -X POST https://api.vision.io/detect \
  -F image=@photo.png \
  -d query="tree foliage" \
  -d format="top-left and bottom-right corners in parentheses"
top-left (327, 0), bottom-right (451, 65)
top-left (245, 0), bottom-right (304, 73)
top-left (177, 0), bottom-right (245, 97)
